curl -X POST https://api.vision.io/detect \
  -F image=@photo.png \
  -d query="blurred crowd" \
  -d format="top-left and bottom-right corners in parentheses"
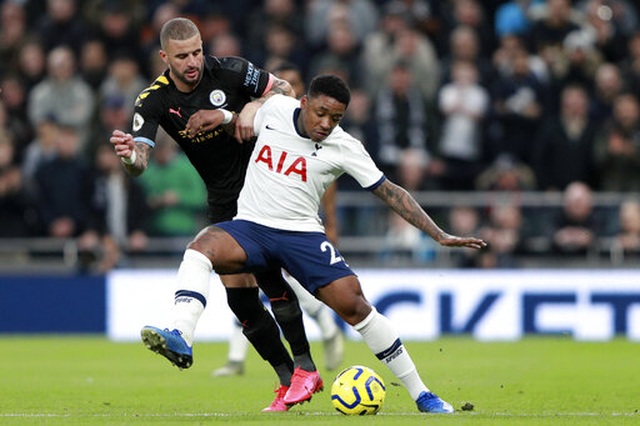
top-left (2, 0), bottom-right (640, 271)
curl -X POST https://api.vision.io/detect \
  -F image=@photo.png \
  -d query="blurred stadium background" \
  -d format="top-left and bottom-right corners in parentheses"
top-left (1, 0), bottom-right (640, 341)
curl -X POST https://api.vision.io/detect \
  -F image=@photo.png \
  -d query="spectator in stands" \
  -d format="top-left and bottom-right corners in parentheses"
top-left (373, 60), bottom-right (431, 187)
top-left (477, 202), bottom-right (523, 268)
top-left (380, 207), bottom-right (437, 265)
top-left (490, 44), bottom-right (544, 165)
top-left (436, 59), bottom-right (490, 191)
top-left (32, 124), bottom-right (93, 238)
top-left (208, 31), bottom-right (242, 58)
top-left (440, 25), bottom-right (494, 88)
top-left (304, 0), bottom-right (379, 51)
top-left (619, 31), bottom-right (640, 95)
top-left (99, 53), bottom-right (147, 117)
top-left (0, 1), bottom-right (28, 76)
top-left (551, 181), bottom-right (604, 255)
top-left (613, 198), bottom-right (640, 255)
top-left (533, 84), bottom-right (598, 191)
top-left (201, 12), bottom-right (237, 59)
top-left (308, 21), bottom-right (363, 88)
top-left (92, 1), bottom-right (142, 63)
top-left (143, 0), bottom-right (214, 25)
top-left (254, 23), bottom-right (307, 79)
top-left (335, 88), bottom-right (379, 236)
top-left (138, 1), bottom-right (180, 78)
top-left (340, 88), bottom-right (378, 161)
top-left (576, 0), bottom-right (629, 63)
top-left (362, 2), bottom-right (440, 100)
top-left (438, 0), bottom-right (495, 58)
top-left (270, 62), bottom-right (306, 103)
top-left (575, 0), bottom-right (639, 41)
top-left (475, 153), bottom-right (536, 191)
top-left (589, 62), bottom-right (624, 125)
top-left (0, 128), bottom-right (31, 237)
top-left (546, 30), bottom-right (603, 109)
top-left (76, 144), bottom-right (149, 273)
top-left (27, 45), bottom-right (95, 155)
top-left (21, 115), bottom-right (59, 195)
top-left (448, 205), bottom-right (482, 268)
top-left (387, 0), bottom-right (435, 38)
top-left (87, 94), bottom-right (131, 161)
top-left (15, 39), bottom-right (46, 91)
top-left (244, 0), bottom-right (303, 59)
top-left (139, 134), bottom-right (207, 237)
top-left (529, 0), bottom-right (580, 55)
top-left (0, 75), bottom-right (32, 157)
top-left (494, 34), bottom-right (548, 80)
top-left (79, 38), bottom-right (109, 91)
top-left (35, 0), bottom-right (88, 54)
top-left (593, 93), bottom-right (640, 191)
top-left (379, 131), bottom-right (435, 262)
top-left (494, 0), bottom-right (542, 39)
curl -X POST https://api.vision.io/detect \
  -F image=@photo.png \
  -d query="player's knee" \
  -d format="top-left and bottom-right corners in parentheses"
top-left (187, 226), bottom-right (245, 273)
top-left (334, 296), bottom-right (372, 326)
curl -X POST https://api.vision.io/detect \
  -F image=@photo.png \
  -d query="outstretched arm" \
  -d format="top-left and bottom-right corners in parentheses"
top-left (110, 129), bottom-right (151, 177)
top-left (234, 76), bottom-right (294, 142)
top-left (321, 182), bottom-right (339, 246)
top-left (372, 179), bottom-right (487, 250)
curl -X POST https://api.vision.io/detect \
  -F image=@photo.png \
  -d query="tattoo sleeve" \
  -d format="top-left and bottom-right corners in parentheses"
top-left (373, 180), bottom-right (447, 243)
top-left (269, 77), bottom-right (295, 97)
top-left (253, 77), bottom-right (295, 106)
top-left (122, 142), bottom-right (151, 177)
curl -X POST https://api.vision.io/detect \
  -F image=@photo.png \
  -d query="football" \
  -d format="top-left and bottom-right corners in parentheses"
top-left (330, 365), bottom-right (386, 415)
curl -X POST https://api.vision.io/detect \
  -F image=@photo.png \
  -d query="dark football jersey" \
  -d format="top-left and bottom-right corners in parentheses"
top-left (131, 56), bottom-right (271, 214)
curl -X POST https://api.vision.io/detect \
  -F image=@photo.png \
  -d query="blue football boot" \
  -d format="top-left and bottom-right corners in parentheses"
top-left (140, 326), bottom-right (193, 369)
top-left (416, 391), bottom-right (455, 413)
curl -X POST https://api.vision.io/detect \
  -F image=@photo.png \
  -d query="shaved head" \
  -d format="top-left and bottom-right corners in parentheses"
top-left (160, 17), bottom-right (200, 50)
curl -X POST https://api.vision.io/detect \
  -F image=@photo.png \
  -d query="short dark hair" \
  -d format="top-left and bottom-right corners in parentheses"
top-left (308, 74), bottom-right (350, 106)
top-left (160, 18), bottom-right (200, 50)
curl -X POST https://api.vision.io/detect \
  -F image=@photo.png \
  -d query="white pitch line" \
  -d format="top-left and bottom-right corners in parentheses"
top-left (0, 411), bottom-right (637, 418)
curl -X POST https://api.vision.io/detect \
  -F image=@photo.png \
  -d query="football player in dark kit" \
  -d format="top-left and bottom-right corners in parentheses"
top-left (110, 17), bottom-right (321, 412)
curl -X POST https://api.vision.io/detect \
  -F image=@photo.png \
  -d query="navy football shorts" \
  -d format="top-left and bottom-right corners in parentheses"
top-left (215, 219), bottom-right (355, 293)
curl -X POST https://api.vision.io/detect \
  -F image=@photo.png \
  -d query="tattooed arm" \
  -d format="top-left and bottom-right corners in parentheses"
top-left (109, 130), bottom-right (151, 177)
top-left (235, 76), bottom-right (294, 142)
top-left (372, 179), bottom-right (487, 249)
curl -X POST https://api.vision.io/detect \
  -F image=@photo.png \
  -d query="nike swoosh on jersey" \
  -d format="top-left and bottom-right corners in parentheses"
top-left (265, 124), bottom-right (277, 130)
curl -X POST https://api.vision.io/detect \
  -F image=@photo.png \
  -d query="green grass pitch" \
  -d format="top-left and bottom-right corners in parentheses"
top-left (0, 336), bottom-right (638, 425)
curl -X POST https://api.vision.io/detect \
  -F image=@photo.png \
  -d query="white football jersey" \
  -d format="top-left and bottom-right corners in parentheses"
top-left (236, 94), bottom-right (385, 232)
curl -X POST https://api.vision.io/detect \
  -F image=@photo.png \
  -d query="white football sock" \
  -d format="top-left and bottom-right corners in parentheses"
top-left (353, 307), bottom-right (429, 400)
top-left (314, 306), bottom-right (340, 340)
top-left (171, 249), bottom-right (212, 346)
top-left (227, 321), bottom-right (250, 362)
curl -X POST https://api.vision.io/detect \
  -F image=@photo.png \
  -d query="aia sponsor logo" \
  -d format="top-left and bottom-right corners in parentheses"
top-left (255, 144), bottom-right (307, 182)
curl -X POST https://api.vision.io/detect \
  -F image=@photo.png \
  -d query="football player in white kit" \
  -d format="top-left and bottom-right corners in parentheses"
top-left (182, 74), bottom-right (487, 413)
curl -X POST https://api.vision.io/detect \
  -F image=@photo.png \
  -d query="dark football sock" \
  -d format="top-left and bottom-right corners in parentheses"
top-left (255, 269), bottom-right (317, 372)
top-left (226, 287), bottom-right (293, 385)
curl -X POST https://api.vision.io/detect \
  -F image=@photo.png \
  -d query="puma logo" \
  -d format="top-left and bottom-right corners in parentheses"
top-left (269, 291), bottom-right (290, 302)
top-left (169, 107), bottom-right (182, 118)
